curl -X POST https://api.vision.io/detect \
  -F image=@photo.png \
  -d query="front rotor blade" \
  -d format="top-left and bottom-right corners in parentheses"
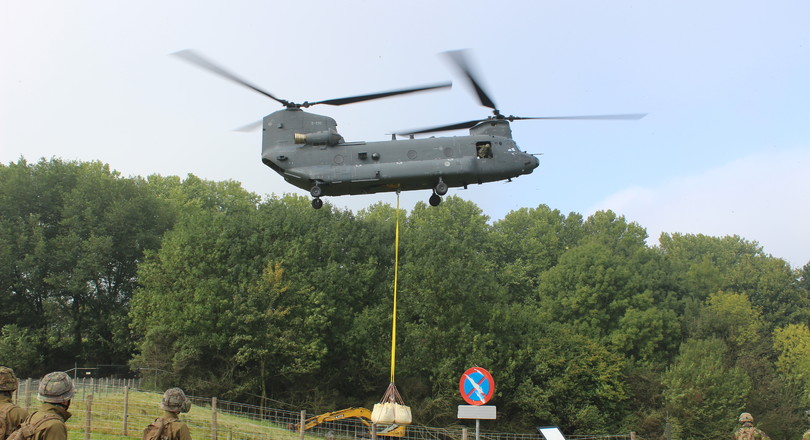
top-left (444, 50), bottom-right (497, 111)
top-left (307, 82), bottom-right (451, 107)
top-left (233, 120), bottom-right (264, 132)
top-left (509, 113), bottom-right (647, 121)
top-left (398, 119), bottom-right (484, 135)
top-left (172, 50), bottom-right (290, 107)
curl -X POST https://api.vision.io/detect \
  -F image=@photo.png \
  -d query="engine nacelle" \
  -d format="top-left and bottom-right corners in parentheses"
top-left (294, 129), bottom-right (343, 146)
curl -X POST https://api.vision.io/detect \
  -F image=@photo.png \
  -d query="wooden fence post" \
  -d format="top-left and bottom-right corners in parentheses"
top-left (212, 397), bottom-right (218, 440)
top-left (123, 386), bottom-right (129, 436)
top-left (462, 427), bottom-right (468, 440)
top-left (23, 379), bottom-right (31, 412)
top-left (84, 394), bottom-right (93, 440)
top-left (299, 410), bottom-right (306, 440)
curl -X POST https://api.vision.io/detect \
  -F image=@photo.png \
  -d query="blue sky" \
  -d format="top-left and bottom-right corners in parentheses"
top-left (2, 0), bottom-right (808, 267)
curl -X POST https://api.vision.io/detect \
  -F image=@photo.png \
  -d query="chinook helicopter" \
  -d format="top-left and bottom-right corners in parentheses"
top-left (174, 50), bottom-right (645, 209)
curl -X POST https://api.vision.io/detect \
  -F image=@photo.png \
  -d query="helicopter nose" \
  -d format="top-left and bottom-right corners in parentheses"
top-left (523, 155), bottom-right (539, 174)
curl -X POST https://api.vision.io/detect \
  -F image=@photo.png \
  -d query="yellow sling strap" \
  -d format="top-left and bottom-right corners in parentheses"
top-left (390, 192), bottom-right (401, 383)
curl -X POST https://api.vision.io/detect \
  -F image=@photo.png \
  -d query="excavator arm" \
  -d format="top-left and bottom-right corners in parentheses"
top-left (291, 407), bottom-right (406, 437)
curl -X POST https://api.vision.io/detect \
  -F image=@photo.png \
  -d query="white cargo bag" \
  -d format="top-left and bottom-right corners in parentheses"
top-left (371, 402), bottom-right (396, 424)
top-left (393, 403), bottom-right (412, 425)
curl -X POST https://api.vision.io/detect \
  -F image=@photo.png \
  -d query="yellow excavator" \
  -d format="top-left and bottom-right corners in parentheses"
top-left (290, 407), bottom-right (406, 437)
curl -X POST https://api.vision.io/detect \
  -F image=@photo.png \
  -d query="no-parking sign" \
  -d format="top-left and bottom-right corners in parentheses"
top-left (459, 367), bottom-right (495, 405)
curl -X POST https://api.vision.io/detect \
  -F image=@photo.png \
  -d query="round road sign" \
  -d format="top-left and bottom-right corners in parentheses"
top-left (459, 367), bottom-right (495, 405)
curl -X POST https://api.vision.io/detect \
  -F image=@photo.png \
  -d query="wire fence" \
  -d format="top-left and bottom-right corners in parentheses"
top-left (13, 378), bottom-right (636, 440)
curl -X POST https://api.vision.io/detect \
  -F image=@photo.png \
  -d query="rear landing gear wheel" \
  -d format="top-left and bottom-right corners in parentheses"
top-left (312, 198), bottom-right (323, 209)
top-left (310, 185), bottom-right (323, 198)
top-left (429, 194), bottom-right (442, 206)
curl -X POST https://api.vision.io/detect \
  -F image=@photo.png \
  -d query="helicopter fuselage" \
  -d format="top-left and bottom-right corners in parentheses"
top-left (260, 108), bottom-right (539, 198)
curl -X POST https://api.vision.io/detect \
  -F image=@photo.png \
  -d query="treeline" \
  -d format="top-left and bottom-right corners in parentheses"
top-left (2, 158), bottom-right (810, 439)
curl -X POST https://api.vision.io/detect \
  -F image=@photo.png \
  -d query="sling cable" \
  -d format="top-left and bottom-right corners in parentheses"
top-left (371, 190), bottom-right (412, 426)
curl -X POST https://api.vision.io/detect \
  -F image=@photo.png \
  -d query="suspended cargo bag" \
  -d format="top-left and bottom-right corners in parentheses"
top-left (371, 402), bottom-right (396, 425)
top-left (393, 403), bottom-right (412, 425)
top-left (372, 382), bottom-right (412, 426)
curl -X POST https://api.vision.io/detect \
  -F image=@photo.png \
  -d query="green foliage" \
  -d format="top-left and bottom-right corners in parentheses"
top-left (0, 324), bottom-right (44, 374)
top-left (660, 233), bottom-right (807, 327)
top-left (693, 291), bottom-right (766, 351)
top-left (3, 158), bottom-right (810, 436)
top-left (487, 305), bottom-right (627, 433)
top-left (773, 324), bottom-right (810, 403)
top-left (536, 211), bottom-right (680, 365)
top-left (663, 338), bottom-right (750, 440)
top-left (489, 205), bottom-right (584, 301)
top-left (0, 158), bottom-right (175, 373)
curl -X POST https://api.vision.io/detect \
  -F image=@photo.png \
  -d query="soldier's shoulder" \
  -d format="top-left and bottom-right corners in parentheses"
top-left (8, 404), bottom-right (29, 421)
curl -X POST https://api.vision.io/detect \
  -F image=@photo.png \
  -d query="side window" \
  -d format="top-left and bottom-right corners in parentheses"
top-left (476, 142), bottom-right (493, 159)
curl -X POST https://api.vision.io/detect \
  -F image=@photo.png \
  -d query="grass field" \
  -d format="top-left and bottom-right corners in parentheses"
top-left (20, 384), bottom-right (310, 440)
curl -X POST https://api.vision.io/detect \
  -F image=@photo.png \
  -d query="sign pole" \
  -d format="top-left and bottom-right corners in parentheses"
top-left (476, 419), bottom-right (480, 440)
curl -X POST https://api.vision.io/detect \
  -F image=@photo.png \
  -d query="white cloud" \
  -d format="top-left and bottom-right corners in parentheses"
top-left (588, 148), bottom-right (810, 268)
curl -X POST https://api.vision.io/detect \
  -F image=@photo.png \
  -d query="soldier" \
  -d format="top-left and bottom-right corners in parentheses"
top-left (143, 388), bottom-right (192, 440)
top-left (13, 371), bottom-right (75, 440)
top-left (801, 410), bottom-right (810, 440)
top-left (0, 367), bottom-right (28, 439)
top-left (734, 412), bottom-right (770, 440)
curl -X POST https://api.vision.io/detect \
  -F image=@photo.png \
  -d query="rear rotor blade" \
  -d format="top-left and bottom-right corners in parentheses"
top-left (399, 113), bottom-right (647, 135)
top-left (306, 82), bottom-right (452, 107)
top-left (398, 119), bottom-right (485, 135)
top-left (509, 113), bottom-right (647, 121)
top-left (444, 50), bottom-right (497, 111)
top-left (172, 50), bottom-right (291, 107)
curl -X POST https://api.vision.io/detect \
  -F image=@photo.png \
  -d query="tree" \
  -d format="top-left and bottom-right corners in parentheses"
top-left (489, 205), bottom-right (584, 302)
top-left (773, 324), bottom-right (810, 404)
top-left (692, 291), bottom-right (766, 353)
top-left (0, 158), bottom-right (175, 372)
top-left (483, 305), bottom-right (628, 433)
top-left (660, 233), bottom-right (807, 328)
top-left (0, 324), bottom-right (44, 375)
top-left (536, 211), bottom-right (680, 364)
top-left (663, 338), bottom-right (750, 440)
top-left (130, 182), bottom-right (273, 395)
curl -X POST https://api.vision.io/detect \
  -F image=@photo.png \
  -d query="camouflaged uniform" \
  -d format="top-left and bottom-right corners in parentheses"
top-left (734, 426), bottom-right (770, 440)
top-left (22, 372), bottom-right (75, 440)
top-left (0, 394), bottom-right (28, 438)
top-left (23, 404), bottom-right (71, 440)
top-left (151, 411), bottom-right (192, 440)
top-left (734, 413), bottom-right (770, 440)
top-left (146, 388), bottom-right (192, 440)
top-left (802, 429), bottom-right (810, 440)
top-left (0, 366), bottom-right (28, 437)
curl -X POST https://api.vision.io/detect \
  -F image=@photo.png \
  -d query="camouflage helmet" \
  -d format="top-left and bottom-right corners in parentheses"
top-left (160, 387), bottom-right (191, 413)
top-left (739, 412), bottom-right (754, 423)
top-left (0, 366), bottom-right (18, 391)
top-left (37, 371), bottom-right (75, 403)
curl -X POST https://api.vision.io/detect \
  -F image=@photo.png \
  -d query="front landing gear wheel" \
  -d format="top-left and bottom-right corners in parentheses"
top-left (429, 194), bottom-right (442, 206)
top-left (312, 198), bottom-right (323, 209)
top-left (435, 179), bottom-right (448, 196)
